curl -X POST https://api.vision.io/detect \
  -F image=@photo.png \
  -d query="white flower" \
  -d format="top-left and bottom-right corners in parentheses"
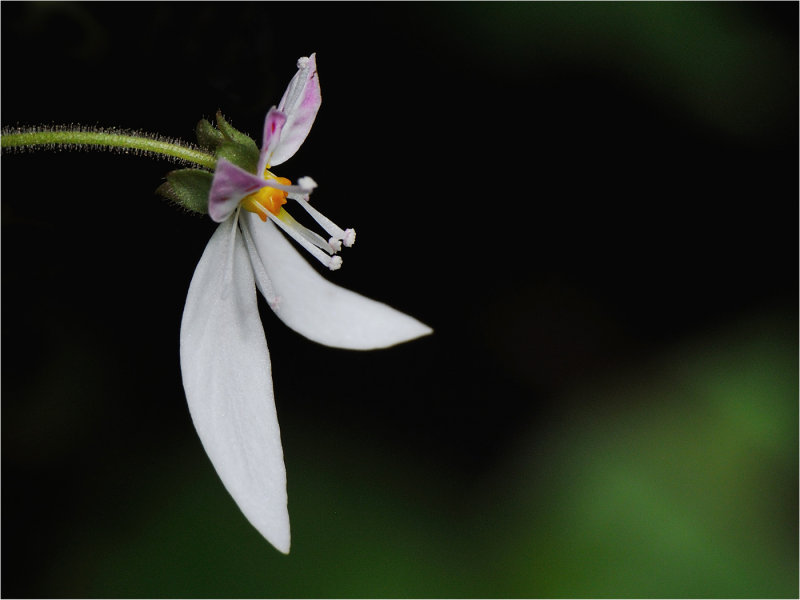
top-left (179, 53), bottom-right (432, 554)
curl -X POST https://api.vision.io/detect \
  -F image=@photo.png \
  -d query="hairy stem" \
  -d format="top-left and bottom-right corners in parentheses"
top-left (1, 127), bottom-right (217, 170)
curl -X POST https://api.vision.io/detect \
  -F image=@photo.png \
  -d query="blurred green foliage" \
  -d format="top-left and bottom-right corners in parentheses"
top-left (36, 310), bottom-right (796, 598)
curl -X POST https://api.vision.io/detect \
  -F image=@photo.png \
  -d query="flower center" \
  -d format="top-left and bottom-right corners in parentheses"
top-left (241, 172), bottom-right (292, 221)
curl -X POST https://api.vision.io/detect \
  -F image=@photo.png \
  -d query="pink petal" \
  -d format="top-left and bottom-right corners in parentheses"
top-left (257, 107), bottom-right (287, 176)
top-left (208, 159), bottom-right (267, 223)
top-left (269, 53), bottom-right (322, 166)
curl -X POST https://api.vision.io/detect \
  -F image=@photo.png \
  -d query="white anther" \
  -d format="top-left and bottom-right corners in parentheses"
top-left (297, 56), bottom-right (309, 68)
top-left (329, 256), bottom-right (343, 271)
top-left (298, 176), bottom-right (318, 191)
top-left (329, 237), bottom-right (342, 252)
top-left (342, 228), bottom-right (356, 248)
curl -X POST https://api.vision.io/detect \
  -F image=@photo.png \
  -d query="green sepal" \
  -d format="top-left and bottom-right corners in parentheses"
top-left (195, 118), bottom-right (224, 150)
top-left (215, 111), bottom-right (258, 146)
top-left (215, 140), bottom-right (259, 174)
top-left (214, 111), bottom-right (260, 173)
top-left (156, 168), bottom-right (213, 215)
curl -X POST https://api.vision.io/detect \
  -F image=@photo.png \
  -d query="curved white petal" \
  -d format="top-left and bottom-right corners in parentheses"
top-left (180, 218), bottom-right (290, 553)
top-left (242, 212), bottom-right (433, 349)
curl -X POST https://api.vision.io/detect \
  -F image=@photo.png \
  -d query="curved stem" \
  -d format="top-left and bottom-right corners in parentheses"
top-left (1, 128), bottom-right (217, 170)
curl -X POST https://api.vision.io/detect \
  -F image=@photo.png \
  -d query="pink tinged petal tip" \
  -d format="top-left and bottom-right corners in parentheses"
top-left (269, 53), bottom-right (322, 167)
top-left (258, 108), bottom-right (288, 176)
top-left (209, 159), bottom-right (269, 223)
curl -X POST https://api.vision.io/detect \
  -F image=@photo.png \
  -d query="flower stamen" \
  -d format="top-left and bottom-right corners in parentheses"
top-left (237, 170), bottom-right (353, 272)
top-left (289, 193), bottom-right (356, 249)
top-left (267, 208), bottom-right (343, 271)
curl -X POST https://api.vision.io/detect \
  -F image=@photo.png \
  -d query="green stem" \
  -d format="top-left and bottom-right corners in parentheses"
top-left (1, 128), bottom-right (217, 170)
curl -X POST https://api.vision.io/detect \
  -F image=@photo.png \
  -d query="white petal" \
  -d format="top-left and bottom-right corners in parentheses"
top-left (242, 212), bottom-right (433, 349)
top-left (180, 218), bottom-right (290, 553)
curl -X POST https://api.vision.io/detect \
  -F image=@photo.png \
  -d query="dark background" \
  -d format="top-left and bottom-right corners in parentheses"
top-left (2, 2), bottom-right (797, 597)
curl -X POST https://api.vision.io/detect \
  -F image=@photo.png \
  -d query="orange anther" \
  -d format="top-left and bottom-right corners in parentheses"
top-left (241, 175), bottom-right (292, 221)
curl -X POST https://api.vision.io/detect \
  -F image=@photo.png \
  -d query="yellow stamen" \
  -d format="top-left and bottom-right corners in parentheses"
top-left (241, 174), bottom-right (292, 222)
